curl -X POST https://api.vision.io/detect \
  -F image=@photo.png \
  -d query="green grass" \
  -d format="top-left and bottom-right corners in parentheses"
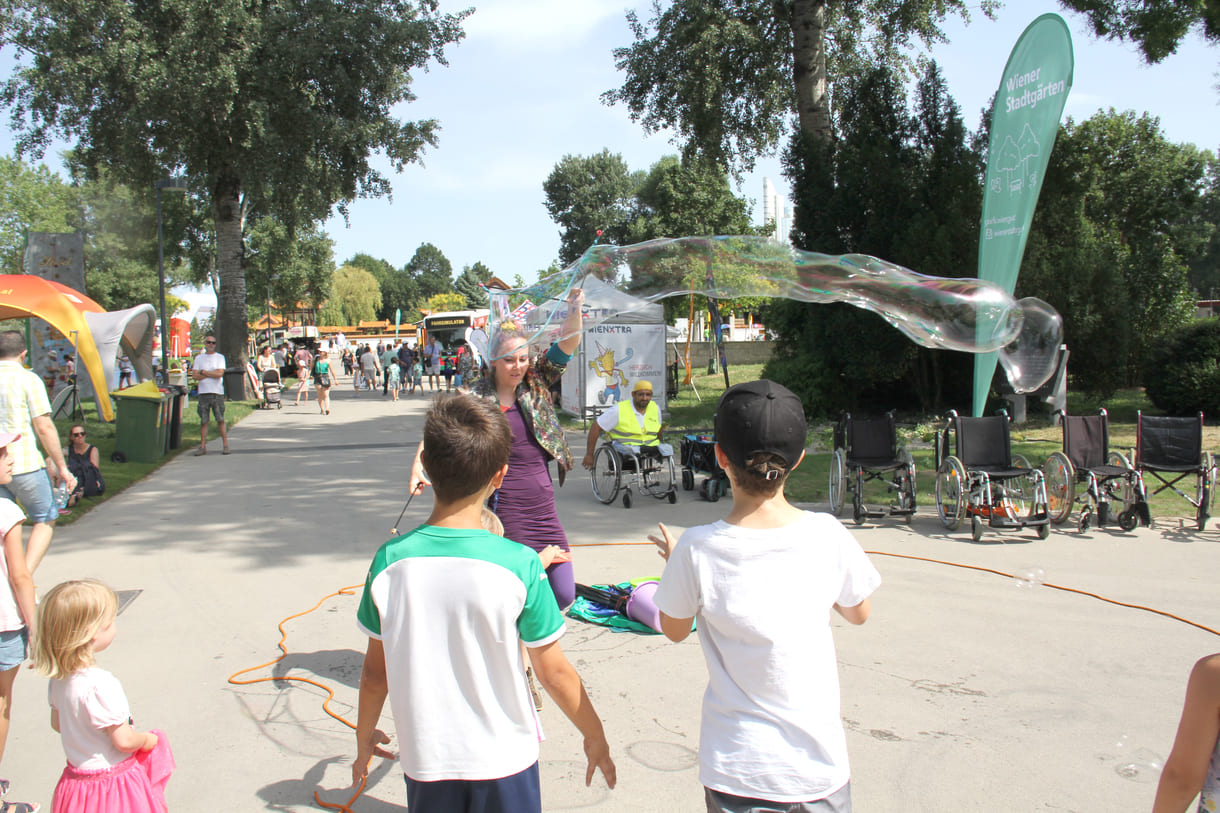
top-left (53, 394), bottom-right (258, 526)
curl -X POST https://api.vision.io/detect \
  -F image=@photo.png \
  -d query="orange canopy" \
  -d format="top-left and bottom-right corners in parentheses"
top-left (0, 275), bottom-right (116, 420)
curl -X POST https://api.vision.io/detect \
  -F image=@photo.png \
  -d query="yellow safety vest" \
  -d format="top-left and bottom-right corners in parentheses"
top-left (608, 400), bottom-right (661, 446)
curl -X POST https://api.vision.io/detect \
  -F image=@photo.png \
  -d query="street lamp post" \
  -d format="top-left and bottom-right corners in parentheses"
top-left (156, 177), bottom-right (188, 383)
top-left (266, 274), bottom-right (280, 349)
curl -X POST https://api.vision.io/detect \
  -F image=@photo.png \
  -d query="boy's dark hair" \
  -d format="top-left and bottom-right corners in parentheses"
top-left (422, 393), bottom-right (511, 502)
top-left (722, 452), bottom-right (790, 497)
top-left (0, 330), bottom-right (26, 359)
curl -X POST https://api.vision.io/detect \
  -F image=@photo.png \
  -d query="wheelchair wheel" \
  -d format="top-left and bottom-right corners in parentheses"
top-left (1043, 452), bottom-right (1075, 525)
top-left (590, 445), bottom-right (620, 505)
top-left (622, 490), bottom-right (633, 509)
top-left (648, 454), bottom-right (676, 499)
top-left (1105, 451), bottom-right (1135, 516)
top-left (681, 468), bottom-right (694, 491)
top-left (935, 456), bottom-right (966, 530)
top-left (667, 489), bottom-right (677, 504)
top-left (1118, 509), bottom-right (1138, 532)
top-left (829, 449), bottom-right (846, 516)
top-left (1036, 521), bottom-right (1050, 539)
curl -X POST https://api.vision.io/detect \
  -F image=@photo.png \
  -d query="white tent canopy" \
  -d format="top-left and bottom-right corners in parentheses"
top-left (78, 305), bottom-right (157, 404)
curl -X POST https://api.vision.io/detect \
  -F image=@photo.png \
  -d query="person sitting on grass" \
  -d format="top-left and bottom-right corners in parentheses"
top-left (353, 393), bottom-right (615, 812)
top-left (63, 424), bottom-right (104, 508)
top-left (649, 379), bottom-right (881, 813)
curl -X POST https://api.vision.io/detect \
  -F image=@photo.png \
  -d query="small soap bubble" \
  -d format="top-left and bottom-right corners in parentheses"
top-left (1012, 566), bottom-right (1046, 589)
top-left (1114, 748), bottom-right (1163, 782)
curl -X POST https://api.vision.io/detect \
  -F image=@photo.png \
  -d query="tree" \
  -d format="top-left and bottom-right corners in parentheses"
top-left (406, 243), bottom-right (453, 301)
top-left (1057, 0), bottom-right (1220, 63)
top-left (346, 252), bottom-right (414, 323)
top-left (0, 155), bottom-right (80, 273)
top-left (604, 0), bottom-right (992, 170)
top-left (244, 218), bottom-right (334, 329)
top-left (422, 292), bottom-right (465, 314)
top-left (320, 264), bottom-right (381, 326)
top-left (542, 150), bottom-right (641, 264)
top-left (1020, 110), bottom-right (1207, 392)
top-left (764, 61), bottom-right (983, 415)
top-left (454, 261), bottom-right (492, 308)
top-left (0, 0), bottom-right (468, 395)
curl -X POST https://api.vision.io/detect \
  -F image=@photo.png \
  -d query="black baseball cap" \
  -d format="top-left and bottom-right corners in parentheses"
top-left (715, 380), bottom-right (807, 470)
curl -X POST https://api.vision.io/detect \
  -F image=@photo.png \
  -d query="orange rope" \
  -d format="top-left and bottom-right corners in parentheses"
top-left (229, 546), bottom-right (1218, 812)
top-left (865, 550), bottom-right (1220, 638)
top-left (227, 584), bottom-right (370, 812)
top-left (572, 541), bottom-right (1220, 637)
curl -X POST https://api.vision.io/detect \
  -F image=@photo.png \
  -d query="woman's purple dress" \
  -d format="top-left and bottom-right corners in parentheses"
top-left (495, 404), bottom-right (574, 608)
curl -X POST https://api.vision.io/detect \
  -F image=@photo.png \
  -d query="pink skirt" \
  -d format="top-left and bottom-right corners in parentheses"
top-left (52, 729), bottom-right (174, 813)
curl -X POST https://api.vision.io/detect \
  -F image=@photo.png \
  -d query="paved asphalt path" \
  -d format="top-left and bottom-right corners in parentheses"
top-left (6, 375), bottom-right (1220, 811)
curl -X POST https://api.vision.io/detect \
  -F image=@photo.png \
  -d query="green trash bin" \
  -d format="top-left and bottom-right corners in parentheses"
top-left (112, 387), bottom-right (171, 463)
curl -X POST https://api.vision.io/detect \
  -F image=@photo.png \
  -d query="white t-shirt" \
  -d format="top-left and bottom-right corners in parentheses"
top-left (653, 511), bottom-right (881, 802)
top-left (0, 498), bottom-right (26, 632)
top-left (48, 666), bottom-right (133, 770)
top-left (356, 526), bottom-right (565, 781)
top-left (193, 351), bottom-right (226, 396)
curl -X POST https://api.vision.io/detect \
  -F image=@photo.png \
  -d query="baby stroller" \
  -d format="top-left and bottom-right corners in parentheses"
top-left (261, 368), bottom-right (282, 409)
top-left (680, 432), bottom-right (729, 501)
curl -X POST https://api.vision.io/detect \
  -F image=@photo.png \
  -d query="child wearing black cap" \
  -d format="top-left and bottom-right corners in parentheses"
top-left (650, 380), bottom-right (880, 812)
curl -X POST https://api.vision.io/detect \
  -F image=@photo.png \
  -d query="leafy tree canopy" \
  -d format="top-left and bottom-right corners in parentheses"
top-left (454, 261), bottom-right (492, 308)
top-left (1057, 0), bottom-right (1220, 63)
top-left (543, 150), bottom-right (642, 264)
top-left (603, 0), bottom-right (993, 173)
top-left (320, 264), bottom-right (381, 326)
top-left (0, 0), bottom-right (468, 390)
top-left (422, 291), bottom-right (466, 314)
top-left (406, 242), bottom-right (453, 301)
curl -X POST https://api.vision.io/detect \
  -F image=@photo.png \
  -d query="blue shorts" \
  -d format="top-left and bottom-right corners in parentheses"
top-left (404, 762), bottom-right (540, 813)
top-left (0, 468), bottom-right (54, 524)
top-left (0, 628), bottom-right (28, 671)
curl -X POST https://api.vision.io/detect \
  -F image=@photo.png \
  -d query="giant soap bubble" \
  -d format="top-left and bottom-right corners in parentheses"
top-left (476, 236), bottom-right (1062, 393)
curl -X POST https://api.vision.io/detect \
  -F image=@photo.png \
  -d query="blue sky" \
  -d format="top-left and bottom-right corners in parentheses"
top-left (3, 1), bottom-right (1217, 317)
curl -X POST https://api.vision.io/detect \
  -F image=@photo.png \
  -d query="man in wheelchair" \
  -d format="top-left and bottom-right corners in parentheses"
top-left (582, 379), bottom-right (677, 507)
top-left (582, 379), bottom-right (673, 467)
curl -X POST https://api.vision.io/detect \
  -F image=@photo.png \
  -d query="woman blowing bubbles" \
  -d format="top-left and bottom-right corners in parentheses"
top-left (411, 289), bottom-right (584, 609)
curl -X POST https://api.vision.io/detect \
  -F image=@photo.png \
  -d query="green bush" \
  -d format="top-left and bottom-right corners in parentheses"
top-left (1144, 318), bottom-right (1220, 416)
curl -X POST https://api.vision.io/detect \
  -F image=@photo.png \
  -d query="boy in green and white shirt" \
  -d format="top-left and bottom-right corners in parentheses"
top-left (353, 394), bottom-right (616, 812)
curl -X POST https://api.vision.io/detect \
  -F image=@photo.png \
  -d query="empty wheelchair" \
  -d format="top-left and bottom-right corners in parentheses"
top-left (828, 412), bottom-right (916, 525)
top-left (1134, 411), bottom-right (1214, 531)
top-left (934, 410), bottom-right (1051, 541)
top-left (590, 441), bottom-right (678, 509)
top-left (1043, 409), bottom-right (1146, 533)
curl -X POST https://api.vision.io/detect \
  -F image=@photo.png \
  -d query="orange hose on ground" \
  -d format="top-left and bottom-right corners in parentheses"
top-left (227, 584), bottom-right (369, 812)
top-left (230, 545), bottom-right (1218, 811)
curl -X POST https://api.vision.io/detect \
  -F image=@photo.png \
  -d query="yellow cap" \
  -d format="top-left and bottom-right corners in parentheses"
top-left (633, 380), bottom-right (653, 393)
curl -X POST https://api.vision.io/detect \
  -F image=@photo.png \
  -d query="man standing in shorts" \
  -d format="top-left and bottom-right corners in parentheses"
top-left (190, 336), bottom-right (230, 456)
top-left (0, 330), bottom-right (76, 572)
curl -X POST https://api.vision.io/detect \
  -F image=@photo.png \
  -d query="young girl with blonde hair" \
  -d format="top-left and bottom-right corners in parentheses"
top-left (33, 580), bottom-right (173, 812)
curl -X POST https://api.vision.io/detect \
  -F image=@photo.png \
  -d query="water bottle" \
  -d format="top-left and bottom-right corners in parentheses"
top-left (54, 481), bottom-right (69, 511)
